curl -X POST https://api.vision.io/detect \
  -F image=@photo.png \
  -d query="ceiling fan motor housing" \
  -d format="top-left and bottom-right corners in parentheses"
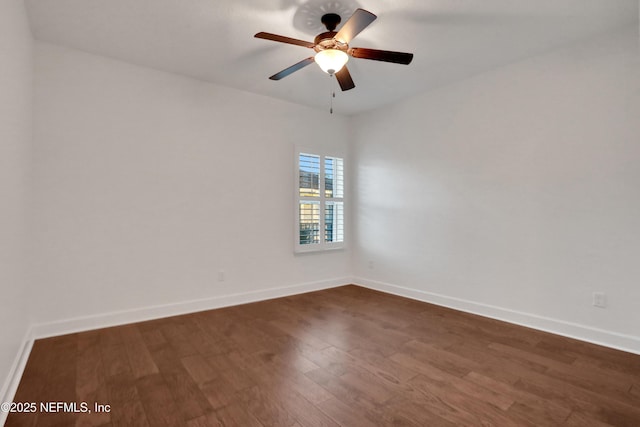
top-left (314, 13), bottom-right (348, 53)
top-left (314, 31), bottom-right (347, 51)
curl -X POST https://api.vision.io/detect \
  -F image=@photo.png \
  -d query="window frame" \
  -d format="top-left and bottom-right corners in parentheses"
top-left (294, 147), bottom-right (345, 253)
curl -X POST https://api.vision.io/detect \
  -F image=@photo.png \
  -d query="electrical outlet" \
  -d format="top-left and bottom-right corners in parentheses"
top-left (368, 260), bottom-right (374, 270)
top-left (592, 292), bottom-right (607, 308)
top-left (218, 270), bottom-right (225, 282)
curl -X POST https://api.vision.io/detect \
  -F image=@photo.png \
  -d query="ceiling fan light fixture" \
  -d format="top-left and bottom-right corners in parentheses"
top-left (314, 49), bottom-right (349, 75)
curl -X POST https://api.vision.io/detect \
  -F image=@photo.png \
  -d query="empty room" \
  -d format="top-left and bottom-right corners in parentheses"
top-left (2, 0), bottom-right (640, 426)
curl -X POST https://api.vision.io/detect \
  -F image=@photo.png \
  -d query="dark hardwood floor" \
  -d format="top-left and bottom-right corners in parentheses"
top-left (5, 285), bottom-right (640, 426)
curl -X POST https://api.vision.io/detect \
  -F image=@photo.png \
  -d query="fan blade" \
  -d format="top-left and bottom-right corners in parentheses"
top-left (335, 66), bottom-right (355, 91)
top-left (269, 57), bottom-right (315, 80)
top-left (254, 32), bottom-right (315, 48)
top-left (334, 8), bottom-right (377, 44)
top-left (349, 47), bottom-right (414, 65)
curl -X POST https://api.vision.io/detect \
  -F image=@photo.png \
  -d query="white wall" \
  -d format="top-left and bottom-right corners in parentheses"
top-left (31, 43), bottom-right (351, 327)
top-left (0, 0), bottom-right (33, 403)
top-left (352, 27), bottom-right (640, 350)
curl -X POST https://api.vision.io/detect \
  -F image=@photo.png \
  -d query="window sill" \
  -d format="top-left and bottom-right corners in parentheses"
top-left (294, 244), bottom-right (345, 255)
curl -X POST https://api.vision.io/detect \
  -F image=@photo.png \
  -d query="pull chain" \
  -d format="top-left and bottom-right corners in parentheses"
top-left (329, 74), bottom-right (336, 114)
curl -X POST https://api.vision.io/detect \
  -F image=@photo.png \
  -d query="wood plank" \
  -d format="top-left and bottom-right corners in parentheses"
top-left (463, 371), bottom-right (571, 424)
top-left (198, 377), bottom-right (237, 411)
top-left (119, 326), bottom-right (159, 379)
top-left (305, 367), bottom-right (393, 414)
top-left (238, 385), bottom-right (298, 427)
top-left (348, 347), bottom-right (420, 386)
top-left (228, 349), bottom-right (333, 405)
top-left (214, 404), bottom-right (264, 427)
top-left (105, 373), bottom-right (149, 427)
top-left (206, 353), bottom-right (255, 392)
top-left (385, 399), bottom-right (458, 427)
top-left (185, 413), bottom-right (224, 427)
top-left (75, 331), bottom-right (111, 427)
top-left (316, 397), bottom-right (380, 427)
top-left (408, 374), bottom-right (524, 426)
top-left (180, 354), bottom-right (218, 386)
top-left (135, 374), bottom-right (184, 427)
top-left (563, 411), bottom-right (614, 427)
top-left (36, 334), bottom-right (78, 427)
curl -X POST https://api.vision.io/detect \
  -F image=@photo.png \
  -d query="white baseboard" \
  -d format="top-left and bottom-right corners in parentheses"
top-left (354, 277), bottom-right (640, 355)
top-left (31, 277), bottom-right (352, 339)
top-left (0, 332), bottom-right (34, 427)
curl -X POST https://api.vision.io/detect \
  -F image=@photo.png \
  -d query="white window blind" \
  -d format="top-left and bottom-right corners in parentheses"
top-left (296, 151), bottom-right (345, 252)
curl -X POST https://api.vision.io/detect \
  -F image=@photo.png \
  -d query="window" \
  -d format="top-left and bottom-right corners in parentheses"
top-left (296, 151), bottom-right (344, 252)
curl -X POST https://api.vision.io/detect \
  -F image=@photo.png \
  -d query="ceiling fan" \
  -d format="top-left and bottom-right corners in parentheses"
top-left (254, 8), bottom-right (414, 91)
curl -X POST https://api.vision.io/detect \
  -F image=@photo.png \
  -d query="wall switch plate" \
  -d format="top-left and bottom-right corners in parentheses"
top-left (218, 270), bottom-right (225, 282)
top-left (592, 292), bottom-right (607, 308)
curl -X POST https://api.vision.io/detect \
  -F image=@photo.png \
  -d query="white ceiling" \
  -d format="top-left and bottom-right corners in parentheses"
top-left (25, 0), bottom-right (638, 115)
